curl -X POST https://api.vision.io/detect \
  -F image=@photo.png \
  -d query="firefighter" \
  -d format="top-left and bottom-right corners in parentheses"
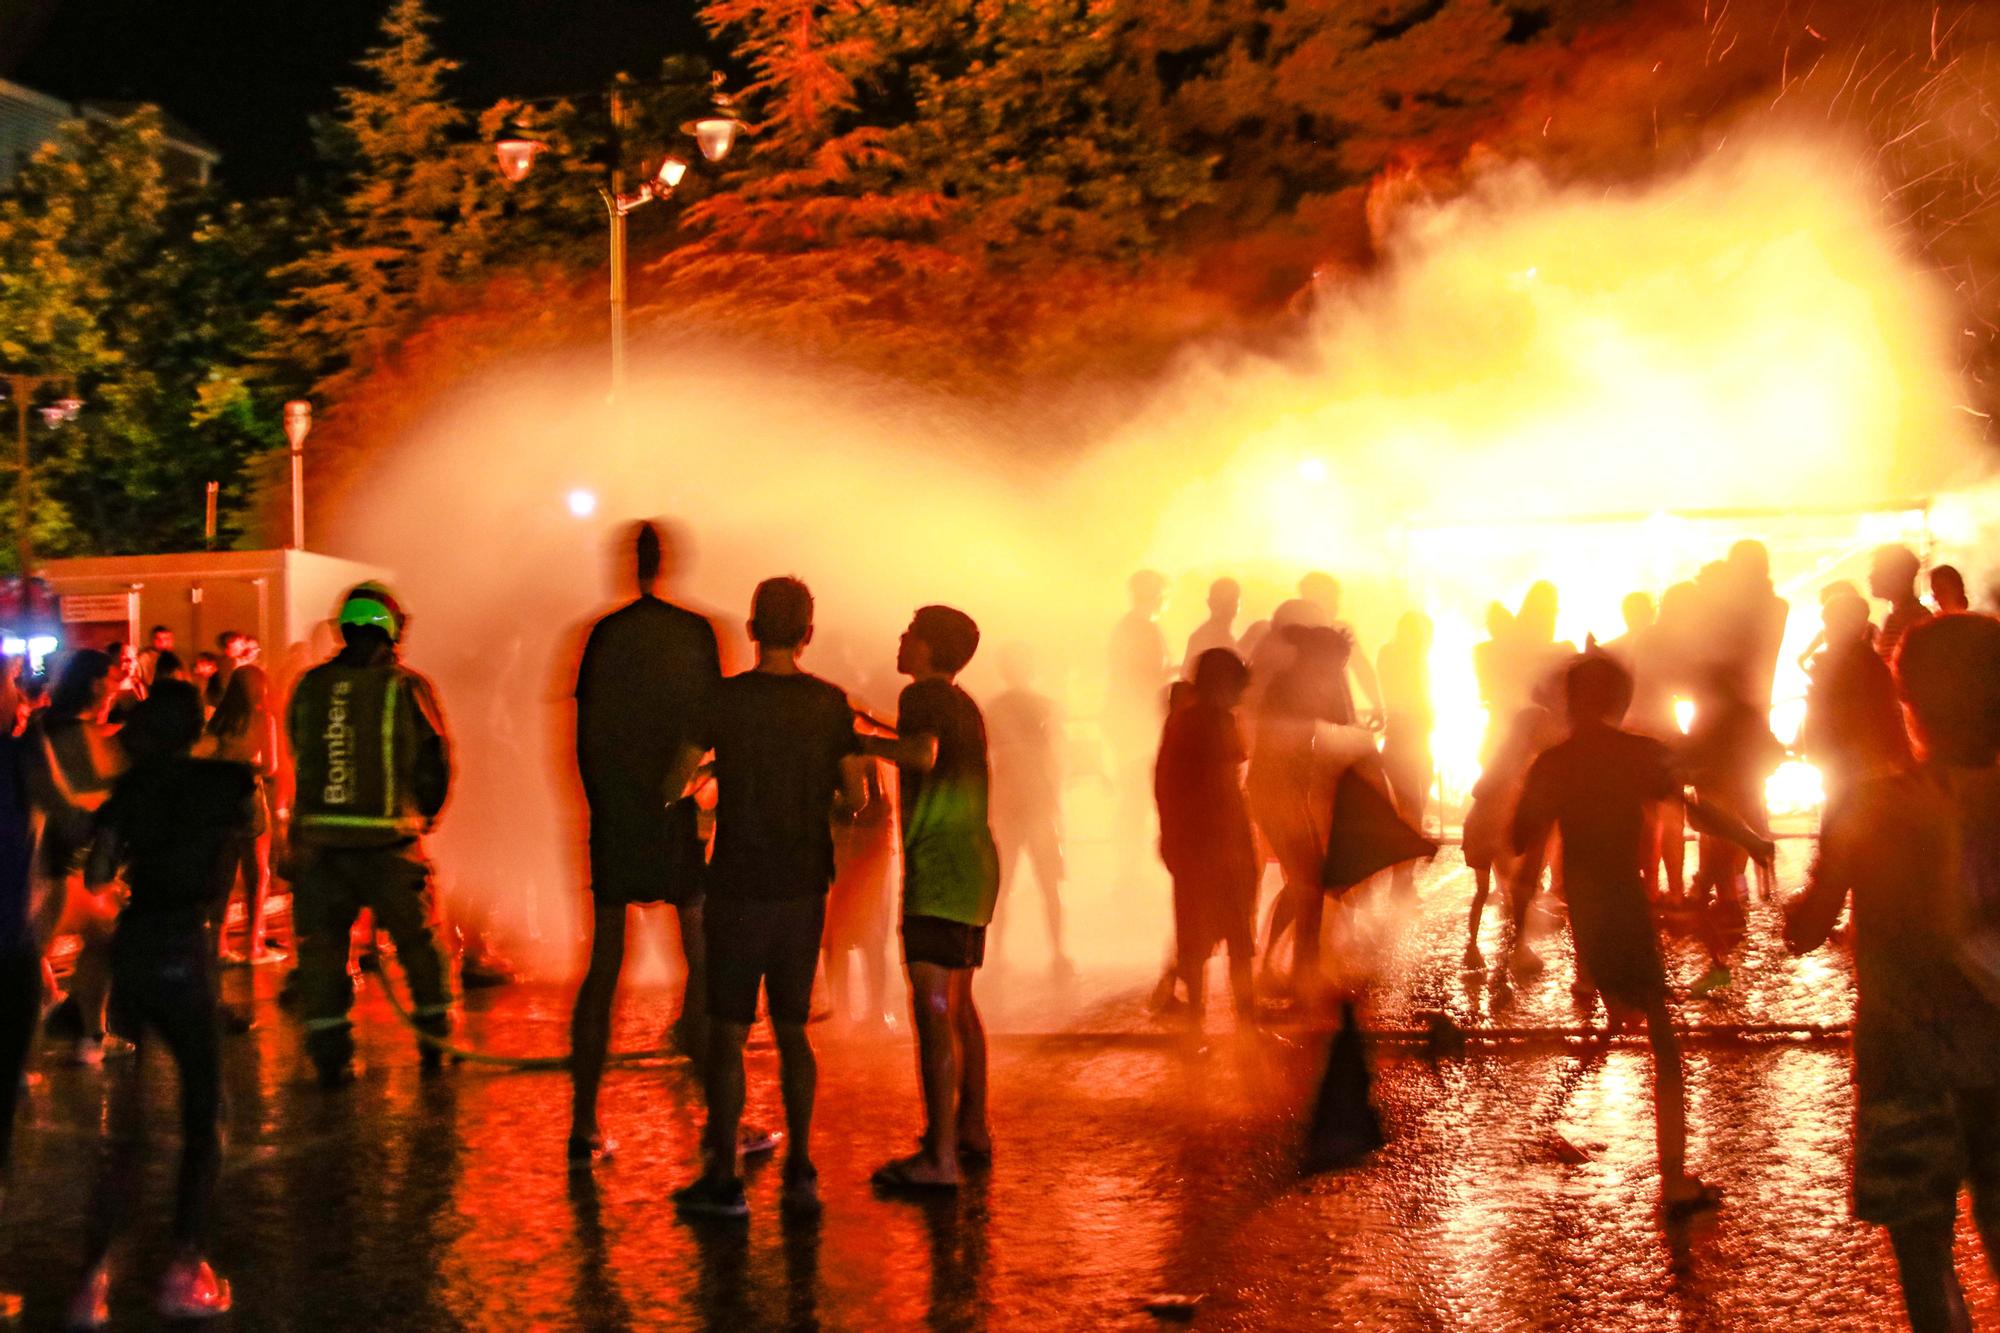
top-left (287, 583), bottom-right (453, 1087)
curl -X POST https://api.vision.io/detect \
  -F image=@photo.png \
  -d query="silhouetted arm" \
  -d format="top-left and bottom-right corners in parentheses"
top-left (836, 755), bottom-right (870, 818)
top-left (1682, 796), bottom-right (1776, 867)
top-left (667, 742), bottom-right (705, 804)
top-left (861, 733), bottom-right (937, 771)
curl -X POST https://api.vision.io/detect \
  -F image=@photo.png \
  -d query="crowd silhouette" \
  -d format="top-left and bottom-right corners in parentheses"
top-left (0, 524), bottom-right (1994, 1330)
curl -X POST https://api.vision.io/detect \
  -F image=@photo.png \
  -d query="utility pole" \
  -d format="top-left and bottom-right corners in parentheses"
top-left (608, 89), bottom-right (628, 400)
top-left (284, 400), bottom-right (312, 549)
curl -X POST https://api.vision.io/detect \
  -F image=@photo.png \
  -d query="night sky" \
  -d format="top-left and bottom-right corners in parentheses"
top-left (3, 0), bottom-right (709, 194)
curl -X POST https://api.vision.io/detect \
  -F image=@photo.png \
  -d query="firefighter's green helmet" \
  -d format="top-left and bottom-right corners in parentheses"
top-left (338, 582), bottom-right (406, 643)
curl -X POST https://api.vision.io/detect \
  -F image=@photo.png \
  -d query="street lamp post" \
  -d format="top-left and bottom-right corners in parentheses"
top-left (3, 373), bottom-right (80, 585)
top-left (284, 399), bottom-right (312, 549)
top-left (493, 75), bottom-right (740, 399)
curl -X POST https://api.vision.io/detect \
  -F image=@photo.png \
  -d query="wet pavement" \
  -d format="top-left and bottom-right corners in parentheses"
top-left (9, 845), bottom-right (1997, 1329)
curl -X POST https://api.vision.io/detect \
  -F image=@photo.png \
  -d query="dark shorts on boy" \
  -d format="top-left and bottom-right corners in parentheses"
top-left (903, 915), bottom-right (986, 970)
top-left (704, 893), bottom-right (826, 1026)
top-left (1566, 874), bottom-right (1668, 1011)
top-left (1853, 1085), bottom-right (2000, 1227)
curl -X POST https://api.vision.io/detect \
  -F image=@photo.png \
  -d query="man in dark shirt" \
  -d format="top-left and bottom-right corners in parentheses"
top-left (1512, 654), bottom-right (1772, 1220)
top-left (568, 522), bottom-right (723, 1163)
top-left (670, 578), bottom-right (864, 1219)
top-left (67, 681), bottom-right (253, 1324)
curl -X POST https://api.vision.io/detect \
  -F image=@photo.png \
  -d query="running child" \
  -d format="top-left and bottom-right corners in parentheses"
top-left (1511, 654), bottom-right (1773, 1216)
top-left (64, 680), bottom-right (252, 1325)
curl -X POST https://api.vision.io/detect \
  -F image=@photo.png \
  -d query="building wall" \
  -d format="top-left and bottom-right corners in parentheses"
top-left (0, 78), bottom-right (218, 187)
top-left (0, 77), bottom-right (69, 186)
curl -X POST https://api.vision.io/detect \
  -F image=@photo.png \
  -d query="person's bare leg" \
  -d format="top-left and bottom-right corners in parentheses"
top-left (771, 1022), bottom-right (816, 1170)
top-left (953, 970), bottom-right (989, 1154)
top-left (218, 857), bottom-right (246, 961)
top-left (1034, 833), bottom-right (1068, 969)
top-left (700, 1020), bottom-right (751, 1184)
top-left (1263, 881), bottom-right (1297, 974)
top-left (1661, 802), bottom-right (1686, 903)
top-left (1292, 877), bottom-right (1325, 1005)
top-left (1888, 1215), bottom-right (1972, 1333)
top-left (1179, 958), bottom-right (1206, 1032)
top-left (246, 835), bottom-right (275, 957)
top-left (1467, 866), bottom-right (1492, 960)
top-left (879, 962), bottom-right (960, 1185)
top-left (1227, 950), bottom-right (1256, 1026)
top-left (72, 917), bottom-right (112, 1042)
top-left (568, 901), bottom-right (628, 1148)
top-left (672, 900), bottom-right (709, 1065)
top-left (1645, 1002), bottom-right (1703, 1203)
top-left (1640, 806), bottom-right (1663, 900)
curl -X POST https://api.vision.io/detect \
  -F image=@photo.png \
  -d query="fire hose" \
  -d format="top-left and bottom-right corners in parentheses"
top-left (368, 962), bottom-right (684, 1072)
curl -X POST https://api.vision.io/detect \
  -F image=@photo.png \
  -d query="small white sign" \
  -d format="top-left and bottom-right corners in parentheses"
top-left (60, 594), bottom-right (128, 624)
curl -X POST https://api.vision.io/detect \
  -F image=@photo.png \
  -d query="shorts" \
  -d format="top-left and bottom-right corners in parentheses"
top-left (1853, 1086), bottom-right (2000, 1228)
top-left (1567, 881), bottom-right (1668, 1011)
top-left (902, 915), bottom-right (986, 970)
top-left (703, 894), bottom-right (825, 1026)
top-left (586, 799), bottom-right (706, 907)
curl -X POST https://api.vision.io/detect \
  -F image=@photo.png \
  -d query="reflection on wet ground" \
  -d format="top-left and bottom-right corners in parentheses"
top-left (8, 847), bottom-right (1994, 1329)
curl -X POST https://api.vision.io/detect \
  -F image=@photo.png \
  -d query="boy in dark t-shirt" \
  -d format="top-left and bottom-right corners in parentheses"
top-left (868, 605), bottom-right (1000, 1192)
top-left (1786, 615), bottom-right (2000, 1332)
top-left (671, 579), bottom-right (865, 1220)
top-left (1512, 654), bottom-right (1773, 1218)
top-left (67, 681), bottom-right (252, 1325)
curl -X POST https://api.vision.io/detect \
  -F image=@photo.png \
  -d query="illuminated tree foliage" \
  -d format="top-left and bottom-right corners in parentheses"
top-left (0, 109), bottom-right (285, 564)
top-left (659, 0), bottom-right (961, 367)
top-left (268, 0), bottom-right (495, 402)
top-left (652, 0), bottom-right (1607, 377)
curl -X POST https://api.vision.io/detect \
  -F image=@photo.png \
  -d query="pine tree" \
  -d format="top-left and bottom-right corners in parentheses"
top-left (893, 0), bottom-right (1213, 268)
top-left (659, 0), bottom-right (960, 368)
top-left (1130, 0), bottom-right (1608, 255)
top-left (269, 0), bottom-right (490, 401)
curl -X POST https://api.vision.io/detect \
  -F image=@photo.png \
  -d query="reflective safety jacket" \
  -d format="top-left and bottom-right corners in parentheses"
top-left (288, 640), bottom-right (451, 848)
